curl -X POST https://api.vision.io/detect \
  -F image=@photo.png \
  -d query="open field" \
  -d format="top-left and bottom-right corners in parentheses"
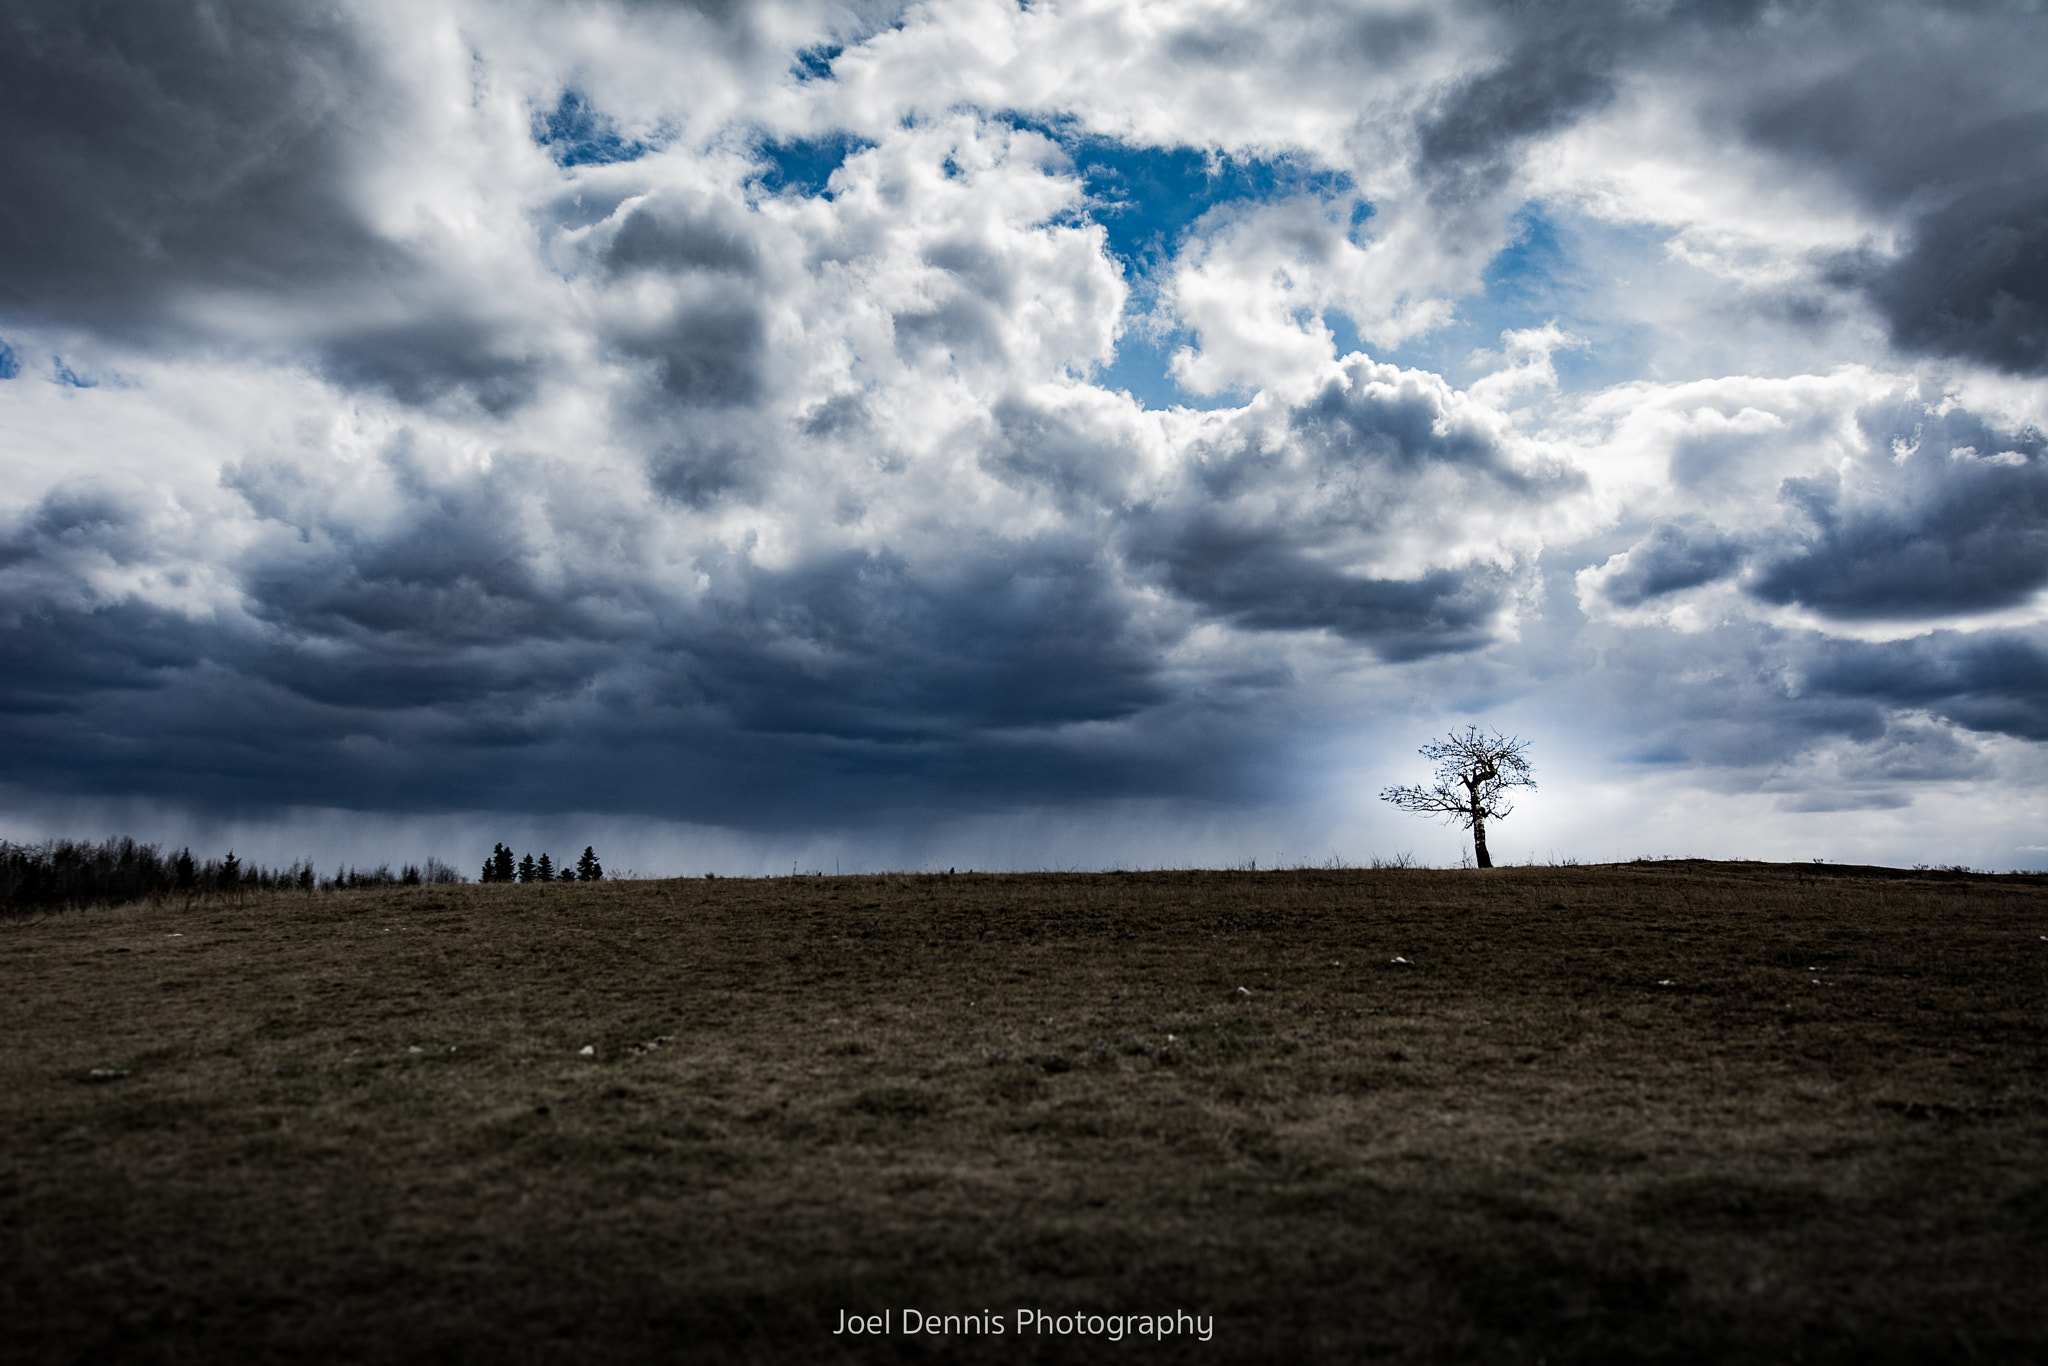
top-left (4, 862), bottom-right (2046, 1364)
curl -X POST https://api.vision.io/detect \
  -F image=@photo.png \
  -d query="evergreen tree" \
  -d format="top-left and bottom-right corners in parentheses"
top-left (482, 843), bottom-right (515, 883)
top-left (218, 851), bottom-right (241, 890)
top-left (173, 847), bottom-right (196, 890)
top-left (536, 853), bottom-right (554, 882)
top-left (518, 853), bottom-right (537, 883)
top-left (576, 846), bottom-right (603, 882)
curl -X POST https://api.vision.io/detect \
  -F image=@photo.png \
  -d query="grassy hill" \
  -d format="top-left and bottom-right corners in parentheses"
top-left (4, 862), bottom-right (2045, 1363)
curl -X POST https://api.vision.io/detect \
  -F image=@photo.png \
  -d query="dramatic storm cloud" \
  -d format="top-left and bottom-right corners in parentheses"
top-left (3, 0), bottom-right (2046, 871)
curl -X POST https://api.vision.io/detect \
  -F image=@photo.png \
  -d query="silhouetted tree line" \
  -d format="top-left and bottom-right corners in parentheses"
top-left (479, 843), bottom-right (603, 884)
top-left (0, 838), bottom-right (464, 915)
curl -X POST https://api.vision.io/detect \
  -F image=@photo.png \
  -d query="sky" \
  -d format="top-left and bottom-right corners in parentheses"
top-left (3, 0), bottom-right (2047, 875)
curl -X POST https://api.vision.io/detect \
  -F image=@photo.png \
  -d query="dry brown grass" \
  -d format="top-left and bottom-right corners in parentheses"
top-left (3, 862), bottom-right (2046, 1363)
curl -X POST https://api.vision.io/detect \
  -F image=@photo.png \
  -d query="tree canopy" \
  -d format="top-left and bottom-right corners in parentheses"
top-left (1381, 727), bottom-right (1535, 869)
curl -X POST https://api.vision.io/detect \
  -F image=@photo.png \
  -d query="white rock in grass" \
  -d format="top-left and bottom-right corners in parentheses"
top-left (1389, 955), bottom-right (1411, 965)
top-left (408, 1046), bottom-right (423, 1053)
top-left (579, 1045), bottom-right (595, 1057)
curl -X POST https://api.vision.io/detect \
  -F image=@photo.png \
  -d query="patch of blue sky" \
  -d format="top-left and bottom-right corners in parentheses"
top-left (1325, 310), bottom-right (1365, 358)
top-left (534, 90), bottom-right (655, 168)
top-left (1376, 206), bottom-right (1662, 393)
top-left (753, 132), bottom-right (876, 200)
top-left (790, 44), bottom-right (842, 82)
top-left (0, 339), bottom-right (19, 380)
top-left (51, 357), bottom-right (96, 388)
top-left (1003, 116), bottom-right (1357, 284)
top-left (1092, 325), bottom-right (1245, 412)
top-left (998, 118), bottom-right (1356, 409)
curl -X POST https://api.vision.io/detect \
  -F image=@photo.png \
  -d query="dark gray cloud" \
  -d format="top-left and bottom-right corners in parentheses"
top-left (1123, 360), bottom-right (1577, 658)
top-left (985, 394), bottom-right (1143, 504)
top-left (0, 555), bottom-right (1206, 825)
top-left (1585, 398), bottom-right (2047, 626)
top-left (13, 482), bottom-right (160, 568)
top-left (1419, 19), bottom-right (1619, 176)
top-left (0, 4), bottom-right (557, 410)
top-left (1851, 183), bottom-right (2048, 376)
top-left (0, 4), bottom-right (391, 328)
top-left (1752, 409), bottom-right (2048, 620)
top-left (1286, 366), bottom-right (1537, 485)
top-left (1415, 3), bottom-right (1768, 199)
top-left (0, 420), bottom-right (1207, 825)
top-left (591, 194), bottom-right (774, 412)
top-left (892, 296), bottom-right (1008, 367)
top-left (615, 296), bottom-right (769, 406)
top-left (1591, 519), bottom-right (1744, 608)
top-left (226, 489), bottom-right (598, 655)
top-left (603, 193), bottom-right (760, 277)
top-left (1732, 9), bottom-right (2048, 374)
top-left (1803, 630), bottom-right (2048, 744)
top-left (1560, 608), bottom-right (2048, 814)
top-left (318, 317), bottom-right (547, 414)
top-left (1560, 618), bottom-right (1887, 774)
top-left (1150, 528), bottom-right (1507, 660)
top-left (1407, 5), bottom-right (1629, 266)
top-left (890, 237), bottom-right (1025, 369)
top-left (0, 354), bottom-right (1566, 825)
top-left (691, 538), bottom-right (1166, 741)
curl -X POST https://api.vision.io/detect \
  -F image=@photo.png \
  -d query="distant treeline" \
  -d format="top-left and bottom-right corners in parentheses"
top-left (0, 838), bottom-right (464, 915)
top-left (479, 843), bottom-right (604, 883)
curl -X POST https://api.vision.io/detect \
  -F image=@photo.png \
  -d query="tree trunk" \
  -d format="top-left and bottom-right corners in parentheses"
top-left (1471, 810), bottom-right (1492, 868)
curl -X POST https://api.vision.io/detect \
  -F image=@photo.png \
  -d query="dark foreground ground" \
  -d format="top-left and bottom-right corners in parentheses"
top-left (3, 862), bottom-right (2045, 1364)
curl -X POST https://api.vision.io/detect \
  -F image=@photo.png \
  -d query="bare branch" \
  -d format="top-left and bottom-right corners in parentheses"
top-left (1379, 782), bottom-right (1469, 818)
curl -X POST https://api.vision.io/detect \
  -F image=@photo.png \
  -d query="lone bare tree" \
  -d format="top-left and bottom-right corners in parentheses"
top-left (1380, 726), bottom-right (1535, 869)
